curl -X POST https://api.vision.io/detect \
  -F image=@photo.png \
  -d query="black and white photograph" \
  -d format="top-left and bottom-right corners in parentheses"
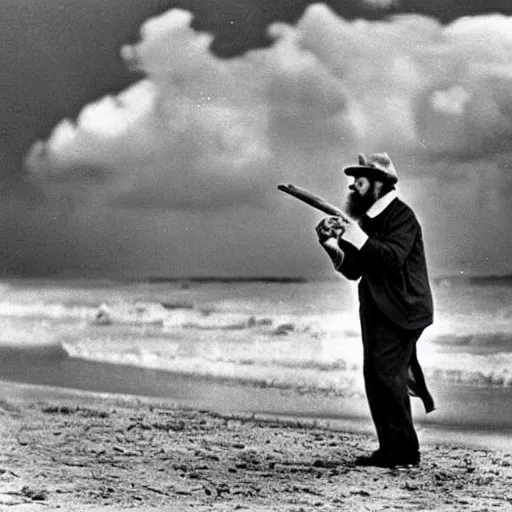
top-left (1, 0), bottom-right (512, 510)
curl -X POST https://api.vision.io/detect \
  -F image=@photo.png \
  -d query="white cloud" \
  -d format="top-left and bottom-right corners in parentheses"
top-left (430, 85), bottom-right (471, 116)
top-left (27, 6), bottom-right (512, 209)
top-left (26, 6), bottom-right (358, 211)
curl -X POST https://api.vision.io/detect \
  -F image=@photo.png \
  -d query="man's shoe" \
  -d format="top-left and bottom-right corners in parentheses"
top-left (393, 452), bottom-right (420, 467)
top-left (354, 450), bottom-right (390, 467)
top-left (354, 450), bottom-right (420, 468)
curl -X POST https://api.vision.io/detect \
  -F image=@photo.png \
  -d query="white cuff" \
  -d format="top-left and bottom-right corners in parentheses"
top-left (342, 224), bottom-right (369, 250)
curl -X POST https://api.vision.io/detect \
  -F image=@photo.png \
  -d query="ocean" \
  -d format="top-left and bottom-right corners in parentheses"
top-left (1, 276), bottom-right (511, 444)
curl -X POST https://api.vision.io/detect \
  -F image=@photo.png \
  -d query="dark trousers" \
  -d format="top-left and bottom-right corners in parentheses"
top-left (359, 297), bottom-right (423, 458)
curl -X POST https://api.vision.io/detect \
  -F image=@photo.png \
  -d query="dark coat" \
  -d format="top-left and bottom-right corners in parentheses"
top-left (338, 197), bottom-right (434, 331)
top-left (336, 197), bottom-right (435, 415)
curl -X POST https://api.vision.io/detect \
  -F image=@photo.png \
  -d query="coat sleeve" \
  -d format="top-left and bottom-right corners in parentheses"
top-left (336, 240), bottom-right (362, 280)
top-left (358, 207), bottom-right (419, 271)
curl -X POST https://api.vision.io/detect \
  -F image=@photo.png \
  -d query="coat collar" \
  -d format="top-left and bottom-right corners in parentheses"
top-left (365, 190), bottom-right (397, 218)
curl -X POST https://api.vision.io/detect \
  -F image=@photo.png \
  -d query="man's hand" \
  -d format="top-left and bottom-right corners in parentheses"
top-left (315, 217), bottom-right (346, 269)
top-left (315, 216), bottom-right (345, 244)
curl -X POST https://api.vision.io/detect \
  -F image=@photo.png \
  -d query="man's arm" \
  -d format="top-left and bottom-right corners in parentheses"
top-left (320, 238), bottom-right (362, 280)
top-left (320, 238), bottom-right (345, 270)
top-left (336, 239), bottom-right (362, 280)
top-left (316, 217), bottom-right (362, 280)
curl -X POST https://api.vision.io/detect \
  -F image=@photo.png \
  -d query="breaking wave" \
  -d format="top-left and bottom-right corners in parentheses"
top-left (64, 341), bottom-right (512, 392)
top-left (0, 293), bottom-right (511, 395)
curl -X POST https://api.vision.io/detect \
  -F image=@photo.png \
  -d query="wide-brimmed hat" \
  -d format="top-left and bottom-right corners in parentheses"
top-left (343, 152), bottom-right (398, 184)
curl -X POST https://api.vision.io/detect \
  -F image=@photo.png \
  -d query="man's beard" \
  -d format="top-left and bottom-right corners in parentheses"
top-left (345, 187), bottom-right (378, 219)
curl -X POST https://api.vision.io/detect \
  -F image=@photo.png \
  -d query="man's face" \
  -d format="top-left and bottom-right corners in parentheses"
top-left (350, 176), bottom-right (372, 197)
top-left (345, 176), bottom-right (378, 219)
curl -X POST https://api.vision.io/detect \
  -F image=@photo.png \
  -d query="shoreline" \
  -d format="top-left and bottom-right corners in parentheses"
top-left (3, 377), bottom-right (512, 454)
top-left (1, 380), bottom-right (512, 512)
top-left (1, 350), bottom-right (511, 432)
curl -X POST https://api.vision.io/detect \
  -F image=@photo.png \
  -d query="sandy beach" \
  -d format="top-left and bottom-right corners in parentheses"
top-left (1, 381), bottom-right (511, 512)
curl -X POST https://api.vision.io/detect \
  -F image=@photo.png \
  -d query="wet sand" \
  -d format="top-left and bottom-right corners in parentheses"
top-left (1, 381), bottom-right (512, 512)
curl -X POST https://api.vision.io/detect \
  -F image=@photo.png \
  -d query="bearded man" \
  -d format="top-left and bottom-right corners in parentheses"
top-left (316, 152), bottom-right (435, 468)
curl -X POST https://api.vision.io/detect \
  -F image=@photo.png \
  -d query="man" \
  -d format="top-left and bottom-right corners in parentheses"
top-left (316, 152), bottom-right (435, 468)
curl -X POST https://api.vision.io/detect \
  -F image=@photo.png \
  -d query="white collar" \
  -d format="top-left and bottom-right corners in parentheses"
top-left (365, 190), bottom-right (397, 218)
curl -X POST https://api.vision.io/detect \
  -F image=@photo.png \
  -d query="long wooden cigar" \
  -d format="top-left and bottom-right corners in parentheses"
top-left (277, 184), bottom-right (350, 221)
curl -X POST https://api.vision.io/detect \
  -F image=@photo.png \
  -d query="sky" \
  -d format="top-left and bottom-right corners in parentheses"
top-left (2, 0), bottom-right (512, 278)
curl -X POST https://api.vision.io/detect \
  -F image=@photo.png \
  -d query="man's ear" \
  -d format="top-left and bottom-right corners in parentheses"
top-left (373, 181), bottom-right (384, 198)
